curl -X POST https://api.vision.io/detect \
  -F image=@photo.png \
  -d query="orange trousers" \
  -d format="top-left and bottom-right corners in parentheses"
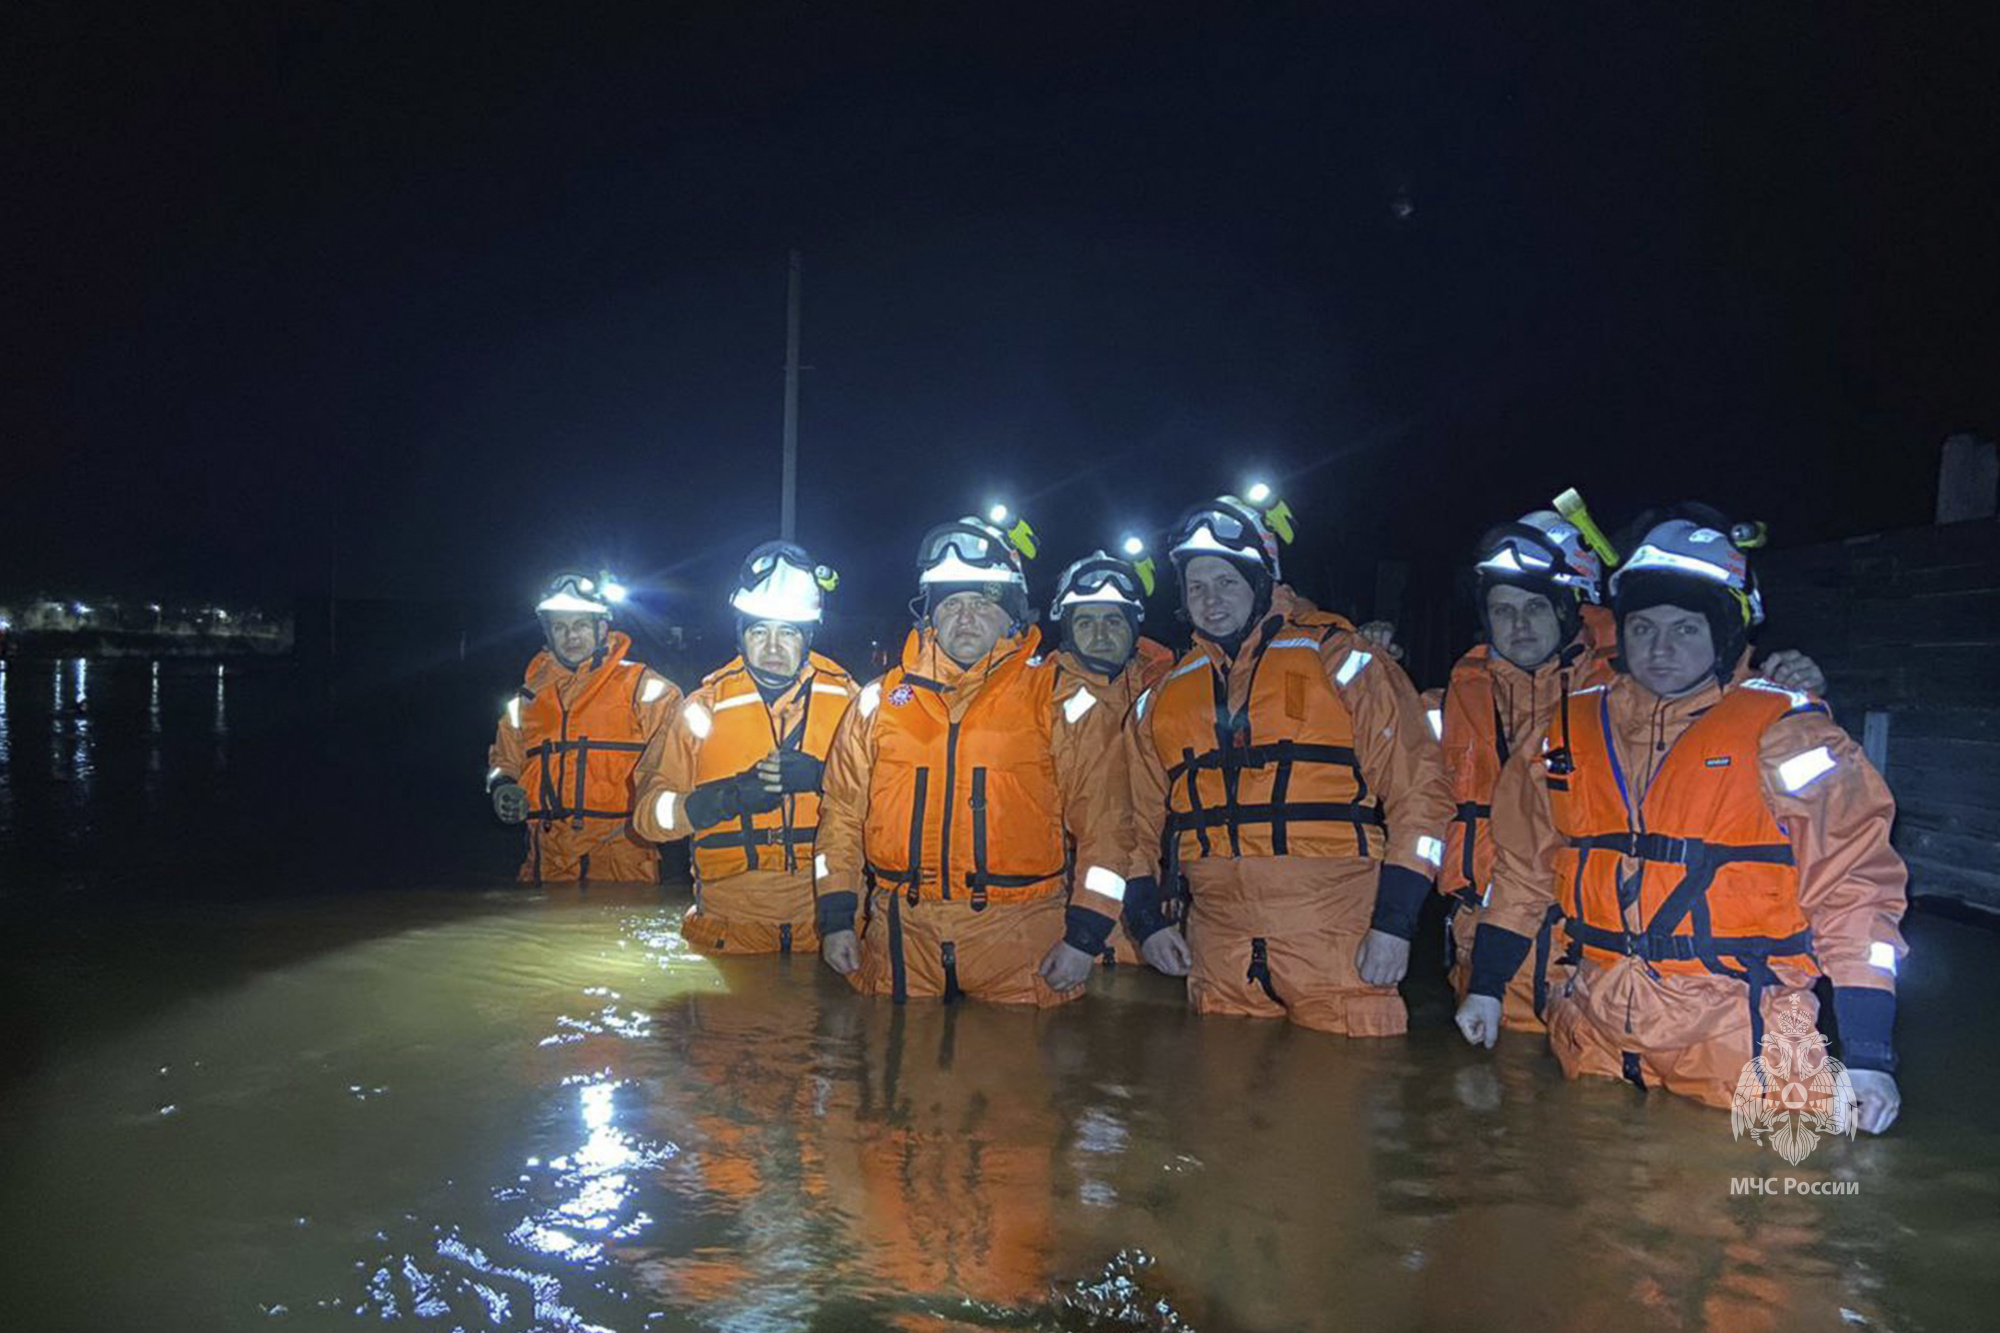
top-left (1545, 961), bottom-right (1818, 1111)
top-left (850, 888), bottom-right (1078, 1007)
top-left (519, 819), bottom-right (657, 885)
top-left (1183, 856), bottom-right (1405, 1036)
top-left (682, 869), bottom-right (820, 956)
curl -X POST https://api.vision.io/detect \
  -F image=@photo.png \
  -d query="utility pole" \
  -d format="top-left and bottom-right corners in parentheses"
top-left (780, 250), bottom-right (802, 541)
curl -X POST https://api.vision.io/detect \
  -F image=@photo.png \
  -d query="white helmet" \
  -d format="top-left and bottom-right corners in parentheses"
top-left (1474, 510), bottom-right (1604, 604)
top-left (730, 541), bottom-right (831, 624)
top-left (1049, 551), bottom-right (1146, 621)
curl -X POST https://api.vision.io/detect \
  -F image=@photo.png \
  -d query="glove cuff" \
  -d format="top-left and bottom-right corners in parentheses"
top-left (816, 891), bottom-right (858, 937)
top-left (1467, 923), bottom-right (1534, 999)
top-left (1833, 985), bottom-right (1897, 1073)
top-left (1369, 863), bottom-right (1432, 940)
top-left (1063, 905), bottom-right (1116, 956)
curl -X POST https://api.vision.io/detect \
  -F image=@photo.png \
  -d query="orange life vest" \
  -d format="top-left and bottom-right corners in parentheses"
top-left (863, 640), bottom-right (1069, 908)
top-left (1549, 680), bottom-right (1819, 1030)
top-left (1147, 609), bottom-right (1384, 866)
top-left (1440, 604), bottom-right (1618, 899)
top-left (515, 643), bottom-right (653, 831)
top-left (690, 653), bottom-right (855, 884)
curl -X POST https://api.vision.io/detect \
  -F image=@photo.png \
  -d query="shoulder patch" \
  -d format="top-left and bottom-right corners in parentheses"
top-left (858, 682), bottom-right (883, 718)
top-left (681, 700), bottom-right (713, 738)
top-left (1334, 649), bottom-right (1373, 686)
top-left (1135, 687), bottom-right (1154, 720)
top-left (1062, 689), bottom-right (1098, 724)
top-left (639, 675), bottom-right (672, 704)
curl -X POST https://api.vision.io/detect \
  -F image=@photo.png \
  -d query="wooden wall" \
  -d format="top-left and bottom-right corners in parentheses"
top-left (1757, 519), bottom-right (2000, 912)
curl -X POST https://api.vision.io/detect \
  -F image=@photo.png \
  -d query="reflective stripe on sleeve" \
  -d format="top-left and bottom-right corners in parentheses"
top-left (1777, 746), bottom-right (1836, 793)
top-left (1082, 866), bottom-right (1127, 902)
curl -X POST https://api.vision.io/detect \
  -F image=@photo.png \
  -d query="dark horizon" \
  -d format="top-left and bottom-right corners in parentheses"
top-left (7, 4), bottom-right (1996, 624)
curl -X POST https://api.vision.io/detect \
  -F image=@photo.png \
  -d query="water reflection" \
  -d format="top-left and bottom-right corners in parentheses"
top-left (214, 663), bottom-right (228, 769)
top-left (0, 661), bottom-right (11, 833)
top-left (71, 656), bottom-right (93, 793)
top-left (0, 886), bottom-right (1986, 1331)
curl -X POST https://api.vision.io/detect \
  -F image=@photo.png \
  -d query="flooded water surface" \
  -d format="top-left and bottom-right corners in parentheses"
top-left (2, 660), bottom-right (1997, 1331)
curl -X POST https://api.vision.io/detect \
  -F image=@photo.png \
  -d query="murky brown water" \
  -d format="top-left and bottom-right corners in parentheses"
top-left (3, 886), bottom-right (1996, 1333)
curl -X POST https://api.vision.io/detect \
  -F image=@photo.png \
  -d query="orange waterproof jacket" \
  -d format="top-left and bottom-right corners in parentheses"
top-left (1481, 671), bottom-right (1907, 1050)
top-left (487, 630), bottom-right (679, 830)
top-left (815, 625), bottom-right (1130, 934)
top-left (632, 652), bottom-right (857, 882)
top-left (1438, 603), bottom-right (1617, 900)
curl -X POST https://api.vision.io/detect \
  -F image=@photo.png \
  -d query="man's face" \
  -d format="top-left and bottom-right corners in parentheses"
top-left (1183, 556), bottom-right (1257, 640)
top-left (544, 612), bottom-right (605, 666)
top-left (1624, 605), bottom-right (1718, 697)
top-left (1486, 584), bottom-right (1565, 670)
top-left (1068, 605), bottom-right (1136, 669)
top-left (933, 590), bottom-right (1011, 666)
top-left (741, 620), bottom-right (806, 681)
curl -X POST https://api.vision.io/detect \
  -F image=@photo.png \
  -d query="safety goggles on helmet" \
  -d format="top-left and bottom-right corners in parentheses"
top-left (1050, 553), bottom-right (1146, 621)
top-left (1611, 519), bottom-right (1764, 626)
top-left (1475, 516), bottom-right (1603, 603)
top-left (731, 541), bottom-right (831, 624)
top-left (916, 518), bottom-right (1026, 587)
top-left (536, 572), bottom-right (612, 617)
top-left (1168, 497), bottom-right (1279, 577)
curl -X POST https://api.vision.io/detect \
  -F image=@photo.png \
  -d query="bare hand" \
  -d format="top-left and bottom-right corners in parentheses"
top-left (1038, 940), bottom-right (1095, 992)
top-left (492, 782), bottom-right (529, 824)
top-left (1760, 649), bottom-right (1826, 696)
top-left (1844, 1069), bottom-right (1901, 1135)
top-left (754, 752), bottom-right (785, 793)
top-left (1455, 995), bottom-right (1503, 1048)
top-left (1356, 620), bottom-right (1406, 662)
top-left (1354, 929), bottom-right (1411, 986)
top-left (1139, 928), bottom-right (1192, 976)
top-left (821, 929), bottom-right (860, 975)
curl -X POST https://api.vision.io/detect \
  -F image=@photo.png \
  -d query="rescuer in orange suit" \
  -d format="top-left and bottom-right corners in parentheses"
top-left (1044, 548), bottom-right (1176, 966)
top-left (1121, 491), bottom-right (1455, 1035)
top-left (1430, 506), bottom-right (1829, 1034)
top-left (487, 572), bottom-right (680, 884)
top-left (814, 511), bottom-right (1132, 1005)
top-left (1456, 516), bottom-right (1905, 1132)
top-left (631, 541), bottom-right (858, 955)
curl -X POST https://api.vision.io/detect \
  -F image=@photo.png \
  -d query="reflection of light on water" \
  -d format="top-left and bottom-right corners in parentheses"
top-left (71, 657), bottom-right (93, 787)
top-left (508, 1076), bottom-right (671, 1264)
top-left (0, 662), bottom-right (10, 831)
top-left (213, 664), bottom-right (228, 769)
top-left (351, 1074), bottom-right (670, 1328)
top-left (147, 661), bottom-right (162, 782)
top-left (1070, 1105), bottom-right (1130, 1210)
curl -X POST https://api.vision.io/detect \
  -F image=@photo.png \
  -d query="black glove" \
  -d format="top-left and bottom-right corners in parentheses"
top-left (687, 765), bottom-right (786, 829)
top-left (775, 748), bottom-right (825, 794)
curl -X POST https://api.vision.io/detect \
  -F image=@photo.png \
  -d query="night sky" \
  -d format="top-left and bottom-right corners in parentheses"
top-left (7, 3), bottom-right (1997, 635)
